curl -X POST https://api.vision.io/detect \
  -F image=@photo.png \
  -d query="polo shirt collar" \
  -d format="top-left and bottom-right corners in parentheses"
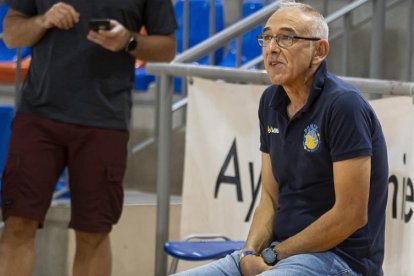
top-left (269, 61), bottom-right (327, 114)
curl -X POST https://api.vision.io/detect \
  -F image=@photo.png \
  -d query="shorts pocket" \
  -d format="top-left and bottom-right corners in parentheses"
top-left (1, 153), bottom-right (22, 209)
top-left (105, 166), bottom-right (125, 224)
top-left (106, 166), bottom-right (125, 183)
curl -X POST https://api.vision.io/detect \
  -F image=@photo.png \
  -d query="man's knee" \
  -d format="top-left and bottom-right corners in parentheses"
top-left (1, 217), bottom-right (38, 244)
top-left (75, 231), bottom-right (110, 249)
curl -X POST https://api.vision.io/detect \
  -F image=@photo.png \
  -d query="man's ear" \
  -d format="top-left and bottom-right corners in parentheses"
top-left (312, 39), bottom-right (329, 65)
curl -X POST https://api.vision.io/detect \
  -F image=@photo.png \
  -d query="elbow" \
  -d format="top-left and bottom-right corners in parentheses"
top-left (335, 204), bottom-right (368, 233)
top-left (165, 50), bottom-right (176, 62)
top-left (160, 37), bottom-right (177, 62)
top-left (2, 33), bottom-right (18, 49)
top-left (161, 45), bottom-right (177, 63)
top-left (349, 210), bottom-right (368, 232)
top-left (355, 212), bottom-right (368, 229)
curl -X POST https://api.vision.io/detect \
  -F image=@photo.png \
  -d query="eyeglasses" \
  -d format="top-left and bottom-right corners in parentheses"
top-left (256, 34), bottom-right (321, 48)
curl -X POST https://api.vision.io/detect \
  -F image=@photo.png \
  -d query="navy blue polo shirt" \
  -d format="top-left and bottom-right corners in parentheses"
top-left (259, 62), bottom-right (388, 275)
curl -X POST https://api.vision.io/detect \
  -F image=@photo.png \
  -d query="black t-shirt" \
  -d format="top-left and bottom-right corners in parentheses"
top-left (7, 0), bottom-right (177, 130)
top-left (259, 62), bottom-right (388, 275)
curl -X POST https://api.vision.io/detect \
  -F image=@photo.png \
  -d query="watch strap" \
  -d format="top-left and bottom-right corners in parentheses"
top-left (125, 33), bottom-right (138, 52)
top-left (239, 249), bottom-right (257, 262)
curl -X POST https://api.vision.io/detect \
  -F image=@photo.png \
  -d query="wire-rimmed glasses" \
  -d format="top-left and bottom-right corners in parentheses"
top-left (256, 34), bottom-right (321, 48)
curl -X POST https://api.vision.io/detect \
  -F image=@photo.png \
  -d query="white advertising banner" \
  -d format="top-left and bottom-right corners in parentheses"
top-left (182, 78), bottom-right (413, 274)
top-left (370, 96), bottom-right (414, 276)
top-left (181, 77), bottom-right (267, 240)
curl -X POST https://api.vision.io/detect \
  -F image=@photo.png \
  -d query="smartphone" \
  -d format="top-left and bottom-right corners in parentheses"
top-left (89, 18), bottom-right (111, 31)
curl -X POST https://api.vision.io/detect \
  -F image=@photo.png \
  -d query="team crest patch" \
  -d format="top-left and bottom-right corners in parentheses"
top-left (303, 124), bottom-right (320, 152)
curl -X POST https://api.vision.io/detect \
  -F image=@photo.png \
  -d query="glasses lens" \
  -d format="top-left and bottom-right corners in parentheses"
top-left (258, 35), bottom-right (271, 47)
top-left (277, 35), bottom-right (292, 48)
top-left (257, 35), bottom-right (264, 46)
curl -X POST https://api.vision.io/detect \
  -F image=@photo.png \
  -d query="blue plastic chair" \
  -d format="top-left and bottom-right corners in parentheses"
top-left (53, 168), bottom-right (70, 200)
top-left (219, 0), bottom-right (263, 68)
top-left (134, 0), bottom-right (225, 93)
top-left (164, 235), bottom-right (244, 274)
top-left (173, 0), bottom-right (225, 93)
top-left (174, 0), bottom-right (224, 64)
top-left (134, 67), bottom-right (155, 92)
top-left (0, 106), bottom-right (14, 177)
top-left (0, 106), bottom-right (13, 206)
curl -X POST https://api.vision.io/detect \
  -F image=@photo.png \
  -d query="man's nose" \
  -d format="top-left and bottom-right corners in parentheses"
top-left (268, 39), bottom-right (281, 52)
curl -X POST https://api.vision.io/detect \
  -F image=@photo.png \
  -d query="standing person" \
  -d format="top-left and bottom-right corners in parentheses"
top-left (0, 0), bottom-right (177, 275)
top-left (173, 2), bottom-right (388, 276)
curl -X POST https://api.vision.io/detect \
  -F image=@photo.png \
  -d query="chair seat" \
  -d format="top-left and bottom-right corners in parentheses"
top-left (134, 67), bottom-right (155, 92)
top-left (164, 240), bottom-right (244, 261)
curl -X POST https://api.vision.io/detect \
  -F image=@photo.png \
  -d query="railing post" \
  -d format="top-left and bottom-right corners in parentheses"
top-left (341, 12), bottom-right (351, 75)
top-left (183, 0), bottom-right (189, 51)
top-left (236, 0), bottom-right (243, 68)
top-left (406, 0), bottom-right (413, 81)
top-left (209, 0), bottom-right (216, 64)
top-left (369, 0), bottom-right (385, 81)
top-left (15, 47), bottom-right (22, 105)
top-left (154, 74), bottom-right (174, 276)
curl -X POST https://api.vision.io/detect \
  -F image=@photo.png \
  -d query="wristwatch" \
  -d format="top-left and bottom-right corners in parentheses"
top-left (239, 249), bottom-right (257, 262)
top-left (125, 33), bottom-right (138, 52)
top-left (261, 247), bottom-right (278, 265)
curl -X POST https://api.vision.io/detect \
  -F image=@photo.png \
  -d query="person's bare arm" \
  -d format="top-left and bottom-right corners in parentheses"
top-left (274, 156), bottom-right (370, 259)
top-left (240, 152), bottom-right (278, 276)
top-left (3, 2), bottom-right (79, 48)
top-left (87, 20), bottom-right (176, 62)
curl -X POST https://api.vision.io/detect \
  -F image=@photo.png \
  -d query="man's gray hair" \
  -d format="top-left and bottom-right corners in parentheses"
top-left (278, 0), bottom-right (329, 39)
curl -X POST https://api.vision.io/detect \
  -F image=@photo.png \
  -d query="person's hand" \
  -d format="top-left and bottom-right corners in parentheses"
top-left (240, 255), bottom-right (270, 276)
top-left (41, 2), bottom-right (80, 30)
top-left (87, 20), bottom-right (132, 52)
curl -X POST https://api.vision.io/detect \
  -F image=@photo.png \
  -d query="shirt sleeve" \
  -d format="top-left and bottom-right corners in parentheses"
top-left (259, 91), bottom-right (269, 153)
top-left (327, 91), bottom-right (374, 162)
top-left (143, 0), bottom-right (177, 35)
top-left (6, 0), bottom-right (37, 16)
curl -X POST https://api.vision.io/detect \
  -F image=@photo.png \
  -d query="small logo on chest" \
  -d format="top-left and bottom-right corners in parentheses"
top-left (303, 124), bottom-right (321, 152)
top-left (267, 126), bottom-right (279, 134)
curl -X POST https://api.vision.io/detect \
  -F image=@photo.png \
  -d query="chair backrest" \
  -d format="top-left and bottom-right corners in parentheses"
top-left (218, 0), bottom-right (263, 67)
top-left (174, 0), bottom-right (225, 64)
top-left (0, 3), bottom-right (7, 34)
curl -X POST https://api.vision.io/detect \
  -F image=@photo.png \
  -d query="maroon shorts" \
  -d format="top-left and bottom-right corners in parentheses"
top-left (1, 112), bottom-right (128, 233)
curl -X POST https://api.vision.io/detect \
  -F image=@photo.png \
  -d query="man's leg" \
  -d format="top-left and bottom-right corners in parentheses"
top-left (172, 250), bottom-right (242, 276)
top-left (259, 251), bottom-right (360, 276)
top-left (73, 230), bottom-right (112, 276)
top-left (0, 217), bottom-right (38, 276)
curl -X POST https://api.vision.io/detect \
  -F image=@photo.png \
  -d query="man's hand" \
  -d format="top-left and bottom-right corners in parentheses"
top-left (240, 255), bottom-right (270, 276)
top-left (41, 2), bottom-right (80, 30)
top-left (87, 20), bottom-right (131, 52)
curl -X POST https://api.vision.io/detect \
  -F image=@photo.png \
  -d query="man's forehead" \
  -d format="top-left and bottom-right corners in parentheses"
top-left (264, 8), bottom-right (312, 33)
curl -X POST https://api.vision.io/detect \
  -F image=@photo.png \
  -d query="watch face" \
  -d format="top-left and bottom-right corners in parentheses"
top-left (261, 247), bottom-right (277, 265)
top-left (126, 36), bottom-right (138, 52)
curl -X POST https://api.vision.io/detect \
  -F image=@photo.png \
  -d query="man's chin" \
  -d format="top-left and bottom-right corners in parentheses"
top-left (268, 75), bottom-right (284, 85)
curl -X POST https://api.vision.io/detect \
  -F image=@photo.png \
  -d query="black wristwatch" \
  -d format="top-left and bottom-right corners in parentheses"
top-left (125, 33), bottom-right (138, 52)
top-left (261, 247), bottom-right (278, 265)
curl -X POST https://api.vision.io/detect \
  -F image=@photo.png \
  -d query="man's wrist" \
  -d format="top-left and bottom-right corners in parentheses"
top-left (239, 249), bottom-right (258, 262)
top-left (261, 245), bottom-right (278, 265)
top-left (124, 32), bottom-right (138, 53)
